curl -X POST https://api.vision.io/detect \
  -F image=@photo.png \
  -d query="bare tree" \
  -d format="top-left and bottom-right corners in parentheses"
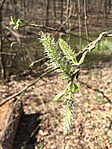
top-left (78, 0), bottom-right (81, 45)
top-left (60, 0), bottom-right (63, 24)
top-left (0, 0), bottom-right (6, 80)
top-left (84, 0), bottom-right (89, 42)
top-left (66, 0), bottom-right (70, 30)
top-left (108, 0), bottom-right (111, 14)
top-left (46, 0), bottom-right (50, 26)
top-left (10, 0), bottom-right (18, 20)
top-left (53, 0), bottom-right (56, 27)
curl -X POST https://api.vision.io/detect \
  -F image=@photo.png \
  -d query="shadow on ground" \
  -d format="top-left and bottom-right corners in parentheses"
top-left (12, 113), bottom-right (41, 149)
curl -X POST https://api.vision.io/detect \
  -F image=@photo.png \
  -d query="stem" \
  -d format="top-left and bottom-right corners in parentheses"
top-left (69, 81), bottom-right (73, 99)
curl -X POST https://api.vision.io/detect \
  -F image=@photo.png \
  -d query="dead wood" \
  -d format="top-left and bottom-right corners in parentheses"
top-left (0, 99), bottom-right (23, 149)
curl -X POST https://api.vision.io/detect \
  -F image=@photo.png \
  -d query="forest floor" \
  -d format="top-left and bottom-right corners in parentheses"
top-left (0, 61), bottom-right (112, 149)
top-left (1, 2), bottom-right (112, 148)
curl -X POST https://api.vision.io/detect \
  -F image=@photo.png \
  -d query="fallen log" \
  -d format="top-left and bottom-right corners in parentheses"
top-left (0, 99), bottom-right (23, 149)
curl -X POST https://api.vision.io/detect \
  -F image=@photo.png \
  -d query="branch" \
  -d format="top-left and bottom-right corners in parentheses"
top-left (0, 67), bottom-right (55, 106)
top-left (19, 23), bottom-right (92, 42)
top-left (78, 80), bottom-right (112, 104)
top-left (76, 31), bottom-right (108, 65)
top-left (73, 31), bottom-right (110, 79)
top-left (1, 25), bottom-right (28, 68)
top-left (6, 26), bottom-right (21, 43)
top-left (0, 0), bottom-right (5, 9)
top-left (0, 52), bottom-right (16, 56)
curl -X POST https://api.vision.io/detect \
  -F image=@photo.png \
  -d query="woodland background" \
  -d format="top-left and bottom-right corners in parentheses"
top-left (0, 0), bottom-right (112, 79)
top-left (0, 0), bottom-right (112, 149)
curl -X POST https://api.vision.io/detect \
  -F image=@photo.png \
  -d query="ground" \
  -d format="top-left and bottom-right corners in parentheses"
top-left (0, 61), bottom-right (112, 149)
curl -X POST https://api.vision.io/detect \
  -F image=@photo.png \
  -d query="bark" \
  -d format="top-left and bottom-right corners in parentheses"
top-left (60, 0), bottom-right (63, 24)
top-left (0, 100), bottom-right (23, 149)
top-left (84, 0), bottom-right (89, 42)
top-left (46, 0), bottom-right (50, 26)
top-left (108, 0), bottom-right (111, 14)
top-left (53, 0), bottom-right (56, 27)
top-left (66, 0), bottom-right (70, 30)
top-left (78, 0), bottom-right (81, 45)
top-left (10, 0), bottom-right (18, 20)
top-left (0, 0), bottom-right (6, 80)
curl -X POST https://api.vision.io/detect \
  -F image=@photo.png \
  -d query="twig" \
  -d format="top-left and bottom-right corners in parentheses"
top-left (76, 32), bottom-right (108, 64)
top-left (78, 80), bottom-right (112, 104)
top-left (107, 29), bottom-right (112, 34)
top-left (74, 31), bottom-right (110, 79)
top-left (6, 26), bottom-right (21, 43)
top-left (0, 52), bottom-right (16, 56)
top-left (19, 23), bottom-right (92, 42)
top-left (21, 117), bottom-right (45, 149)
top-left (0, 67), bottom-right (55, 106)
top-left (2, 25), bottom-right (27, 68)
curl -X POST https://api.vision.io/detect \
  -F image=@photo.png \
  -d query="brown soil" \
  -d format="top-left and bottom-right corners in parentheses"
top-left (0, 62), bottom-right (112, 149)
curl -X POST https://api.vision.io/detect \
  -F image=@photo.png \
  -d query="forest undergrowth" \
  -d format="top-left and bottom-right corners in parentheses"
top-left (0, 62), bottom-right (112, 149)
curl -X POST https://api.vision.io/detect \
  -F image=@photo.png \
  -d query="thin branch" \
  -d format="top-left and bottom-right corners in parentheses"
top-left (19, 23), bottom-right (92, 42)
top-left (6, 26), bottom-right (21, 43)
top-left (76, 32), bottom-right (108, 61)
top-left (107, 30), bottom-right (112, 34)
top-left (65, 30), bottom-right (91, 42)
top-left (78, 80), bottom-right (112, 104)
top-left (2, 25), bottom-right (28, 68)
top-left (73, 31), bottom-right (110, 79)
top-left (0, 67), bottom-right (55, 106)
top-left (0, 52), bottom-right (16, 56)
top-left (21, 117), bottom-right (45, 149)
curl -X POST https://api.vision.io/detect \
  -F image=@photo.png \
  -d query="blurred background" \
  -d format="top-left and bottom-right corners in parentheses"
top-left (0, 1), bottom-right (112, 149)
top-left (0, 0), bottom-right (112, 79)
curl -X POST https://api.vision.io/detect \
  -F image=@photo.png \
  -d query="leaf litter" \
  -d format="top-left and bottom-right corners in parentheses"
top-left (0, 62), bottom-right (112, 149)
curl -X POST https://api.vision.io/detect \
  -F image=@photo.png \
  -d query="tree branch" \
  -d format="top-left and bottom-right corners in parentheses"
top-left (72, 31), bottom-right (110, 79)
top-left (0, 67), bottom-right (55, 106)
top-left (0, 52), bottom-right (16, 56)
top-left (78, 80), bottom-right (112, 104)
top-left (19, 23), bottom-right (92, 42)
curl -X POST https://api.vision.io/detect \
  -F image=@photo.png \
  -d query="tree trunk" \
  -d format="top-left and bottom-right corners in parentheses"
top-left (60, 0), bottom-right (63, 24)
top-left (84, 0), bottom-right (89, 43)
top-left (78, 0), bottom-right (82, 46)
top-left (66, 0), bottom-right (70, 30)
top-left (46, 0), bottom-right (50, 26)
top-left (53, 0), bottom-right (56, 27)
top-left (23, 0), bottom-right (27, 34)
top-left (108, 0), bottom-right (111, 14)
top-left (10, 0), bottom-right (18, 20)
top-left (0, 0), bottom-right (6, 80)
